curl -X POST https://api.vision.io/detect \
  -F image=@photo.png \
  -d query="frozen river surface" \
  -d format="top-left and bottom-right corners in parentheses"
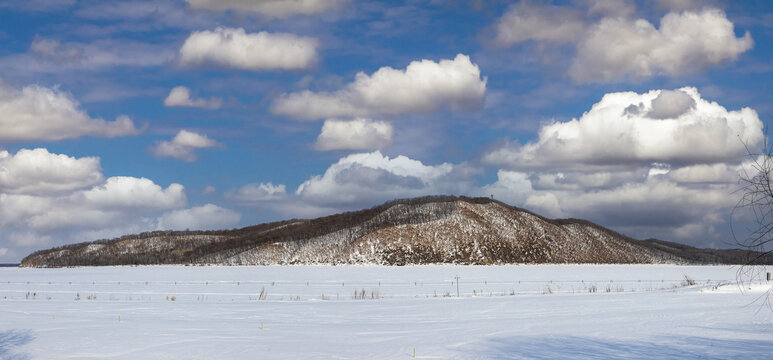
top-left (1, 265), bottom-right (771, 359)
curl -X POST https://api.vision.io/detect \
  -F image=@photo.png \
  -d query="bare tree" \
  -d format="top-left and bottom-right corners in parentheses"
top-left (733, 136), bottom-right (773, 308)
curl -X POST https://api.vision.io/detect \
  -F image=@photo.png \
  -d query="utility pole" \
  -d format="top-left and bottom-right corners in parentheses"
top-left (455, 275), bottom-right (460, 297)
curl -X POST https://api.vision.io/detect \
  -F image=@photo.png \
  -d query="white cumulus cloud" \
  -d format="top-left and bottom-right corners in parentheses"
top-left (667, 163), bottom-right (740, 184)
top-left (315, 118), bottom-right (393, 151)
top-left (0, 176), bottom-right (186, 233)
top-left (295, 151), bottom-right (456, 207)
top-left (0, 148), bottom-right (246, 262)
top-left (184, 0), bottom-right (348, 18)
top-left (156, 204), bottom-right (241, 231)
top-left (225, 182), bottom-right (286, 203)
top-left (164, 86), bottom-right (222, 109)
top-left (492, 3), bottom-right (752, 83)
top-left (272, 54), bottom-right (487, 120)
top-left (569, 8), bottom-right (753, 82)
top-left (482, 87), bottom-right (762, 170)
top-left (0, 148), bottom-right (103, 196)
top-left (0, 80), bottom-right (140, 142)
top-left (480, 167), bottom-right (739, 246)
top-left (179, 27), bottom-right (319, 71)
top-left (80, 176), bottom-right (186, 210)
top-left (476, 85), bottom-right (765, 247)
top-left (151, 130), bottom-right (219, 162)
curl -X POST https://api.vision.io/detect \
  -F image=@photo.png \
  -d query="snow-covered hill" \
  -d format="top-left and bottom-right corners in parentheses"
top-left (19, 196), bottom-right (764, 267)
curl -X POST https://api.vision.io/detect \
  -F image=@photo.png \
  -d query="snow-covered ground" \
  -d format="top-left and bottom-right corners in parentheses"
top-left (1, 265), bottom-right (771, 359)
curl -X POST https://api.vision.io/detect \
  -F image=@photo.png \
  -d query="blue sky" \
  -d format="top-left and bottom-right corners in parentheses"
top-left (0, 0), bottom-right (771, 262)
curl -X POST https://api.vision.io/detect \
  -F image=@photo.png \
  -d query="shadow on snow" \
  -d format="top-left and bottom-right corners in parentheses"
top-left (0, 329), bottom-right (34, 360)
top-left (469, 334), bottom-right (773, 359)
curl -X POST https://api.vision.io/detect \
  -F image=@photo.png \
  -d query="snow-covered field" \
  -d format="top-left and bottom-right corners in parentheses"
top-left (1, 265), bottom-right (771, 359)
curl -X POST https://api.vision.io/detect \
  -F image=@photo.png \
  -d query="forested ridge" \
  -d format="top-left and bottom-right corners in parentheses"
top-left (21, 196), bottom-right (773, 267)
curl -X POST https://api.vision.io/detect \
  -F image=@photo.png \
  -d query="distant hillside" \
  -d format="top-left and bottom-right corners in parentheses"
top-left (20, 196), bottom-right (773, 267)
